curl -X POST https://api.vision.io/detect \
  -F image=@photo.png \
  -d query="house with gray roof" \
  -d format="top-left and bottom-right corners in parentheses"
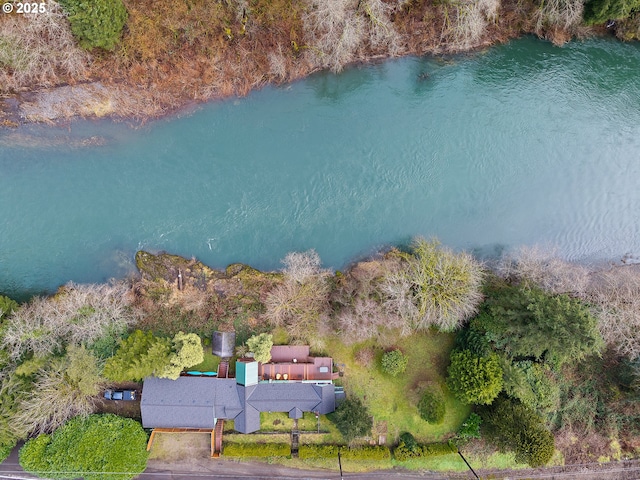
top-left (141, 359), bottom-right (336, 434)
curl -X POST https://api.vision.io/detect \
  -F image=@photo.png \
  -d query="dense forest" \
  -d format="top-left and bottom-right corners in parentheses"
top-left (1, 0), bottom-right (639, 123)
top-left (1, 240), bottom-right (639, 476)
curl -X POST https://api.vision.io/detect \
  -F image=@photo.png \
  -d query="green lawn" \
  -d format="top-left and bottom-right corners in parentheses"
top-left (391, 448), bottom-right (564, 471)
top-left (223, 432), bottom-right (291, 444)
top-left (191, 349), bottom-right (220, 372)
top-left (325, 330), bottom-right (470, 445)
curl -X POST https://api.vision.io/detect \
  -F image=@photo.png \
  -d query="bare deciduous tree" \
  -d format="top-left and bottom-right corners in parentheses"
top-left (336, 297), bottom-right (404, 343)
top-left (498, 245), bottom-right (590, 296)
top-left (264, 250), bottom-right (332, 341)
top-left (442, 0), bottom-right (499, 51)
top-left (535, 0), bottom-right (584, 36)
top-left (585, 266), bottom-right (640, 359)
top-left (1, 282), bottom-right (136, 360)
top-left (303, 0), bottom-right (366, 72)
top-left (381, 238), bottom-right (484, 332)
top-left (264, 280), bottom-right (331, 340)
top-left (281, 249), bottom-right (330, 284)
top-left (361, 0), bottom-right (401, 54)
top-left (268, 46), bottom-right (288, 81)
top-left (12, 346), bottom-right (105, 436)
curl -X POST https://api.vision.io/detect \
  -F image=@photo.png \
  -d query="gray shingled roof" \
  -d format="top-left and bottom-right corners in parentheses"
top-left (141, 377), bottom-right (336, 434)
top-left (246, 383), bottom-right (323, 413)
top-left (141, 377), bottom-right (242, 429)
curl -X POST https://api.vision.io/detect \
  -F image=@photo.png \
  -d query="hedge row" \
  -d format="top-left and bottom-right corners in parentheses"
top-left (299, 445), bottom-right (391, 460)
top-left (223, 443), bottom-right (290, 457)
top-left (298, 444), bottom-right (339, 459)
top-left (394, 441), bottom-right (456, 462)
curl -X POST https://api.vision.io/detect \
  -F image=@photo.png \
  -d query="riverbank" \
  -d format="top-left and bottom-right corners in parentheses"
top-left (0, 0), bottom-right (620, 127)
top-left (3, 246), bottom-right (640, 471)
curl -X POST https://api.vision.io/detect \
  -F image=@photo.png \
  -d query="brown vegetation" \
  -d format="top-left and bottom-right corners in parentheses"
top-left (0, 0), bottom-right (595, 123)
top-left (0, 1), bottom-right (89, 92)
top-left (264, 250), bottom-right (332, 342)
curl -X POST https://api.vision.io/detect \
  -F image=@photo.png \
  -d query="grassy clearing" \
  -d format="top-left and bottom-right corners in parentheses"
top-left (191, 349), bottom-right (220, 372)
top-left (326, 330), bottom-right (469, 444)
top-left (223, 433), bottom-right (290, 444)
top-left (260, 411), bottom-right (340, 436)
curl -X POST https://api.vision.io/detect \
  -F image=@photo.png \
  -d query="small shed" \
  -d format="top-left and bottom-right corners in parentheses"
top-left (212, 331), bottom-right (235, 358)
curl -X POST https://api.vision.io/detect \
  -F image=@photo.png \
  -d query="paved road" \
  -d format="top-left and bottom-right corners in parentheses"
top-left (4, 445), bottom-right (640, 480)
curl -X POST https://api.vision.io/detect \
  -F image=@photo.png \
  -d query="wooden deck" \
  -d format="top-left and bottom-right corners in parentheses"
top-left (260, 356), bottom-right (336, 381)
top-left (270, 345), bottom-right (311, 363)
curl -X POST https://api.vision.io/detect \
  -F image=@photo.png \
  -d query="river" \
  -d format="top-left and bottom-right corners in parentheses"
top-left (1, 36), bottom-right (640, 299)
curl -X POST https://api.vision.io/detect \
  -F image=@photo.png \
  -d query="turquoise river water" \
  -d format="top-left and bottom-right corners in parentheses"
top-left (1, 37), bottom-right (640, 298)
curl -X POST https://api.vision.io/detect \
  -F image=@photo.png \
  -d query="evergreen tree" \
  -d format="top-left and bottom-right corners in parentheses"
top-left (480, 396), bottom-right (555, 467)
top-left (583, 0), bottom-right (640, 24)
top-left (446, 349), bottom-right (503, 405)
top-left (476, 284), bottom-right (603, 366)
top-left (331, 396), bottom-right (373, 442)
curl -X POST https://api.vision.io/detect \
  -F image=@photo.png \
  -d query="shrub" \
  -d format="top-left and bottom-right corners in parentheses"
top-left (422, 442), bottom-right (457, 456)
top-left (418, 386), bottom-right (446, 424)
top-left (0, 2), bottom-right (89, 93)
top-left (299, 445), bottom-right (390, 460)
top-left (454, 412), bottom-right (482, 446)
top-left (246, 333), bottom-right (274, 364)
top-left (504, 361), bottom-right (560, 413)
top-left (399, 432), bottom-right (418, 451)
top-left (0, 373), bottom-right (29, 457)
top-left (381, 349), bottom-right (408, 377)
top-left (394, 438), bottom-right (455, 461)
top-left (20, 414), bottom-right (148, 480)
top-left (223, 442), bottom-right (290, 457)
top-left (394, 432), bottom-right (422, 461)
top-left (331, 396), bottom-right (373, 442)
top-left (58, 0), bottom-right (128, 51)
top-left (354, 346), bottom-right (375, 366)
top-left (0, 442), bottom-right (14, 464)
top-left (447, 349), bottom-right (503, 405)
top-left (341, 445), bottom-right (391, 460)
top-left (302, 0), bottom-right (365, 72)
top-left (298, 444), bottom-right (339, 459)
top-left (18, 434), bottom-right (52, 475)
top-left (480, 396), bottom-right (555, 468)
